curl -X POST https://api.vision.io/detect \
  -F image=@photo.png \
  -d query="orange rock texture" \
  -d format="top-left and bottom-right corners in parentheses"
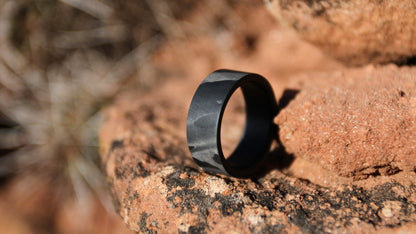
top-left (266, 0), bottom-right (416, 65)
top-left (276, 65), bottom-right (416, 179)
top-left (98, 1), bottom-right (416, 232)
top-left (100, 77), bottom-right (416, 233)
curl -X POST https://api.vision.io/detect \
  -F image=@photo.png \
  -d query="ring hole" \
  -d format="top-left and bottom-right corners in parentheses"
top-left (220, 88), bottom-right (246, 159)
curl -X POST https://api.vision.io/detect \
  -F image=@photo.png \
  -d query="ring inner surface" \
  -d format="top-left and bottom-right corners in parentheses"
top-left (224, 80), bottom-right (274, 170)
top-left (220, 87), bottom-right (246, 158)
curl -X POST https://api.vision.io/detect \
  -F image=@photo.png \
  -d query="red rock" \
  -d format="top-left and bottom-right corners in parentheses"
top-left (100, 72), bottom-right (416, 233)
top-left (265, 0), bottom-right (416, 65)
top-left (98, 2), bottom-right (416, 233)
top-left (276, 65), bottom-right (416, 178)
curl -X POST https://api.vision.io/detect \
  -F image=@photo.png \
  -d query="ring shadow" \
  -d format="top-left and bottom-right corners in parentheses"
top-left (252, 88), bottom-right (300, 179)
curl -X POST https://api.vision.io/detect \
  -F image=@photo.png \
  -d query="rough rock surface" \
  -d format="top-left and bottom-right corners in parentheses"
top-left (100, 66), bottom-right (416, 233)
top-left (277, 65), bottom-right (416, 179)
top-left (265, 0), bottom-right (416, 66)
top-left (99, 2), bottom-right (416, 232)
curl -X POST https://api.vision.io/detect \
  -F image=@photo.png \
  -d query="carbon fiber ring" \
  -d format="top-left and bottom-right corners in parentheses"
top-left (186, 69), bottom-right (278, 177)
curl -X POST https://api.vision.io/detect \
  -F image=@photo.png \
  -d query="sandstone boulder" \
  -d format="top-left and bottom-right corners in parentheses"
top-left (100, 69), bottom-right (416, 232)
top-left (265, 0), bottom-right (416, 66)
top-left (277, 65), bottom-right (416, 179)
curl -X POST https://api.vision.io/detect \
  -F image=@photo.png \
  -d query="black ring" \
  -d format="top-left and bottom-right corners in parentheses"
top-left (186, 69), bottom-right (278, 177)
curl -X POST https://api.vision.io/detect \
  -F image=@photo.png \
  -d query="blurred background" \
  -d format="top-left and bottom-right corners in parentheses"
top-left (0, 0), bottom-right (339, 233)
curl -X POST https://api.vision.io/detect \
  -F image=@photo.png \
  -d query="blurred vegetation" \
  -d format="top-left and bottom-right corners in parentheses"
top-left (0, 0), bottom-right (263, 232)
top-left (9, 0), bottom-right (200, 68)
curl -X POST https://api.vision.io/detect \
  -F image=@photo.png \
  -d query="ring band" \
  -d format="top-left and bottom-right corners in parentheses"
top-left (186, 69), bottom-right (278, 177)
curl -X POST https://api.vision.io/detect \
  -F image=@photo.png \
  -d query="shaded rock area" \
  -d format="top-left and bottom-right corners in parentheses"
top-left (265, 0), bottom-right (416, 66)
top-left (100, 66), bottom-right (416, 232)
top-left (277, 65), bottom-right (416, 179)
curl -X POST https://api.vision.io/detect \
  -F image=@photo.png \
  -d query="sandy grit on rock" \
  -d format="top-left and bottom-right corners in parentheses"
top-left (265, 0), bottom-right (416, 66)
top-left (276, 65), bottom-right (416, 179)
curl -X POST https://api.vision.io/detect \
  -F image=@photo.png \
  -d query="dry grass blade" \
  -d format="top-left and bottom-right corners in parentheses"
top-left (53, 24), bottom-right (128, 49)
top-left (59, 0), bottom-right (113, 20)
